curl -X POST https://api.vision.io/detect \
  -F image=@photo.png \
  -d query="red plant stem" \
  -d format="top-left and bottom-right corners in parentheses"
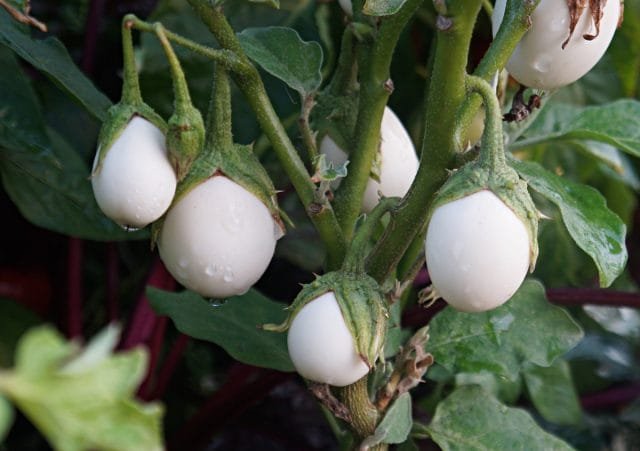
top-left (106, 243), bottom-right (120, 321)
top-left (138, 317), bottom-right (168, 400)
top-left (150, 334), bottom-right (190, 400)
top-left (581, 383), bottom-right (640, 411)
top-left (66, 238), bottom-right (84, 338)
top-left (120, 258), bottom-right (174, 350)
top-left (81, 0), bottom-right (107, 75)
top-left (547, 288), bottom-right (640, 309)
top-left (169, 364), bottom-right (292, 451)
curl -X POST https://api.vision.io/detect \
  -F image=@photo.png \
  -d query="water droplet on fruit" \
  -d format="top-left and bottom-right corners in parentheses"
top-left (222, 203), bottom-right (245, 234)
top-left (120, 224), bottom-right (140, 232)
top-left (208, 298), bottom-right (228, 307)
top-left (223, 266), bottom-right (234, 283)
top-left (533, 54), bottom-right (552, 73)
top-left (204, 264), bottom-right (220, 277)
top-left (178, 258), bottom-right (189, 269)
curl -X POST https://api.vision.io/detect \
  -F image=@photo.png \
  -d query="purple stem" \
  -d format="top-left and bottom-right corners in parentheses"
top-left (547, 288), bottom-right (640, 309)
top-left (66, 238), bottom-right (84, 338)
top-left (138, 317), bottom-right (168, 400)
top-left (150, 334), bottom-right (190, 400)
top-left (120, 258), bottom-right (174, 350)
top-left (581, 383), bottom-right (640, 411)
top-left (106, 243), bottom-right (120, 321)
top-left (81, 0), bottom-right (107, 75)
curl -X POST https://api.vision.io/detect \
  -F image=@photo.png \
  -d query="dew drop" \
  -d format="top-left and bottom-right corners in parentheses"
top-left (204, 264), bottom-right (219, 277)
top-left (120, 224), bottom-right (140, 232)
top-left (223, 266), bottom-right (234, 283)
top-left (532, 54), bottom-right (552, 73)
top-left (178, 258), bottom-right (189, 269)
top-left (208, 298), bottom-right (228, 307)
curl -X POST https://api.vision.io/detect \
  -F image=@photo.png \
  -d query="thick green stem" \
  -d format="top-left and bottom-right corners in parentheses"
top-left (298, 94), bottom-right (318, 166)
top-left (366, 1), bottom-right (484, 283)
top-left (186, 0), bottom-right (346, 269)
top-left (340, 377), bottom-right (380, 446)
top-left (120, 18), bottom-right (143, 105)
top-left (328, 27), bottom-right (357, 96)
top-left (125, 14), bottom-right (248, 75)
top-left (343, 198), bottom-right (398, 274)
top-left (456, 0), bottom-right (541, 150)
top-left (465, 75), bottom-right (505, 171)
top-left (333, 0), bottom-right (423, 239)
top-left (154, 23), bottom-right (194, 117)
top-left (205, 63), bottom-right (234, 151)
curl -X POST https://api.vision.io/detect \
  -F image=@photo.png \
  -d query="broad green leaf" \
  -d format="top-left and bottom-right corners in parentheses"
top-left (426, 385), bottom-right (574, 451)
top-left (455, 371), bottom-right (522, 405)
top-left (0, 326), bottom-right (163, 451)
top-left (0, 299), bottom-right (41, 367)
top-left (524, 360), bottom-right (583, 426)
top-left (0, 8), bottom-right (111, 121)
top-left (1, 127), bottom-right (146, 241)
top-left (237, 26), bottom-right (323, 96)
top-left (428, 280), bottom-right (583, 381)
top-left (0, 395), bottom-right (13, 443)
top-left (147, 287), bottom-right (294, 372)
top-left (511, 100), bottom-right (640, 158)
top-left (249, 0), bottom-right (280, 7)
top-left (0, 47), bottom-right (50, 155)
top-left (362, 393), bottom-right (412, 448)
top-left (363, 0), bottom-right (408, 16)
top-left (572, 141), bottom-right (640, 191)
top-left (511, 159), bottom-right (627, 287)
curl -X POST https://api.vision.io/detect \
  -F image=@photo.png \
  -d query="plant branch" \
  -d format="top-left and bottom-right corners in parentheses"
top-left (332, 0), bottom-right (423, 239)
top-left (298, 94), bottom-right (318, 165)
top-left (367, 1), bottom-right (484, 283)
top-left (0, 0), bottom-right (46, 31)
top-left (185, 0), bottom-right (346, 269)
top-left (456, 0), bottom-right (541, 150)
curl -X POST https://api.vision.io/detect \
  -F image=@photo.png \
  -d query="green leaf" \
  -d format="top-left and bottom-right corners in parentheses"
top-left (0, 326), bottom-right (163, 451)
top-left (362, 393), bottom-right (412, 448)
top-left (428, 280), bottom-right (583, 381)
top-left (237, 26), bottom-right (323, 97)
top-left (0, 395), bottom-right (14, 443)
top-left (0, 8), bottom-right (111, 121)
top-left (511, 159), bottom-right (627, 287)
top-left (147, 287), bottom-right (294, 372)
top-left (1, 127), bottom-right (146, 241)
top-left (524, 360), bottom-right (583, 426)
top-left (426, 385), bottom-right (574, 451)
top-left (248, 0), bottom-right (280, 7)
top-left (512, 100), bottom-right (640, 158)
top-left (363, 0), bottom-right (408, 16)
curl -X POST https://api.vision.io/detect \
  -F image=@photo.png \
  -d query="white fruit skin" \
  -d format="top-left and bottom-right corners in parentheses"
top-left (492, 0), bottom-right (620, 90)
top-left (158, 176), bottom-right (280, 299)
top-left (319, 107), bottom-right (419, 213)
top-left (425, 190), bottom-right (530, 313)
top-left (287, 291), bottom-right (370, 387)
top-left (338, 0), bottom-right (353, 16)
top-left (91, 117), bottom-right (177, 229)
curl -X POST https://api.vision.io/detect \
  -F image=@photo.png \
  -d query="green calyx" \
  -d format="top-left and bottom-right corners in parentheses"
top-left (429, 76), bottom-right (539, 269)
top-left (154, 23), bottom-right (205, 181)
top-left (93, 19), bottom-right (167, 174)
top-left (266, 271), bottom-right (388, 369)
top-left (151, 64), bottom-right (285, 245)
top-left (264, 198), bottom-right (398, 367)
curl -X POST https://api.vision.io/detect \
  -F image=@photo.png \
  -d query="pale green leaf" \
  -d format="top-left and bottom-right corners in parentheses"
top-left (427, 386), bottom-right (574, 450)
top-left (363, 0), bottom-right (408, 16)
top-left (0, 395), bottom-right (13, 443)
top-left (0, 326), bottom-right (164, 451)
top-left (524, 360), bottom-right (583, 426)
top-left (511, 159), bottom-right (627, 287)
top-left (237, 26), bottom-right (323, 96)
top-left (428, 280), bottom-right (583, 381)
top-left (362, 393), bottom-right (412, 448)
top-left (512, 100), bottom-right (640, 158)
